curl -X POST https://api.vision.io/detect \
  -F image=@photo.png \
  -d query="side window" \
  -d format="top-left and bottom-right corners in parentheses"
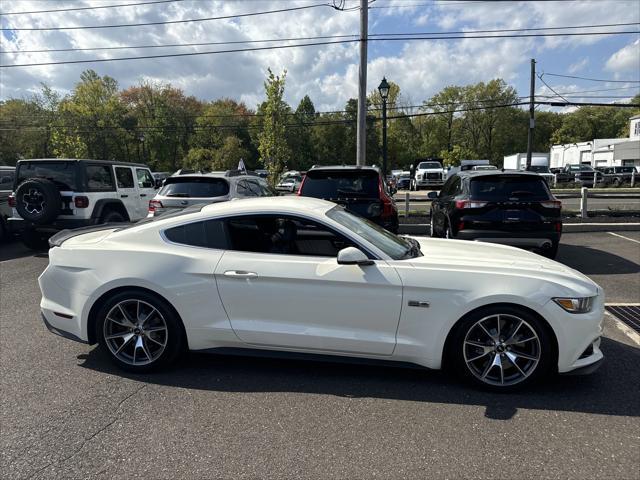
top-left (136, 169), bottom-right (154, 189)
top-left (226, 215), bottom-right (357, 257)
top-left (164, 219), bottom-right (228, 249)
top-left (86, 165), bottom-right (115, 191)
top-left (244, 180), bottom-right (263, 197)
top-left (236, 180), bottom-right (249, 196)
top-left (115, 167), bottom-right (134, 188)
top-left (0, 171), bottom-right (14, 188)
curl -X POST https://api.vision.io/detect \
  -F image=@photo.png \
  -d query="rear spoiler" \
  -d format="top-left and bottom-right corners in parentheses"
top-left (48, 223), bottom-right (129, 247)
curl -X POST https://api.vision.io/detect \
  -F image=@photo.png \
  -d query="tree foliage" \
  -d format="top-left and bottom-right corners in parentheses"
top-left (1, 70), bottom-right (637, 178)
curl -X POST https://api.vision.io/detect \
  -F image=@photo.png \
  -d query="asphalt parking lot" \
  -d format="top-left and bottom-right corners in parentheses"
top-left (1, 232), bottom-right (639, 479)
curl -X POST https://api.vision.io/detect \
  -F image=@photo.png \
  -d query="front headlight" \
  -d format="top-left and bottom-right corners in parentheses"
top-left (553, 297), bottom-right (595, 314)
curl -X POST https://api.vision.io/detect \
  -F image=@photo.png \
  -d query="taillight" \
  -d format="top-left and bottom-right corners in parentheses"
top-left (8, 194), bottom-right (16, 207)
top-left (297, 175), bottom-right (307, 196)
top-left (148, 199), bottom-right (163, 213)
top-left (540, 200), bottom-right (562, 209)
top-left (455, 200), bottom-right (488, 209)
top-left (554, 221), bottom-right (562, 233)
top-left (74, 196), bottom-right (89, 208)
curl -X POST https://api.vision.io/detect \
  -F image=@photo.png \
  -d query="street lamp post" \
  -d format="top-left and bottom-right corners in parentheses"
top-left (378, 77), bottom-right (390, 177)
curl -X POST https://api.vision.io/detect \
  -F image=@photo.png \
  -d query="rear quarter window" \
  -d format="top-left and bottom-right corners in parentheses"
top-left (163, 219), bottom-right (228, 249)
top-left (160, 178), bottom-right (230, 198)
top-left (85, 165), bottom-right (115, 191)
top-left (470, 176), bottom-right (551, 201)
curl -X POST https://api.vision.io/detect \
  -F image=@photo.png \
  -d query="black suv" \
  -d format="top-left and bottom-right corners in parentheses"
top-left (428, 171), bottom-right (562, 258)
top-left (298, 165), bottom-right (399, 233)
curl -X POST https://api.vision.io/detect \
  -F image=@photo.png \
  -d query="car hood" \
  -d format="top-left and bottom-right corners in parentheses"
top-left (406, 236), bottom-right (598, 296)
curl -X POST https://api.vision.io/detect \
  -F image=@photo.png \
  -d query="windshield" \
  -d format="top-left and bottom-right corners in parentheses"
top-left (418, 162), bottom-right (441, 169)
top-left (160, 177), bottom-right (229, 198)
top-left (528, 165), bottom-right (550, 173)
top-left (302, 170), bottom-right (379, 198)
top-left (326, 207), bottom-right (412, 260)
top-left (470, 175), bottom-right (551, 201)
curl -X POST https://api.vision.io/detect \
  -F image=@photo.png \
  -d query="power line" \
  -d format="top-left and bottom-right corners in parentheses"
top-left (544, 86), bottom-right (640, 95)
top-left (3, 30), bottom-right (639, 68)
top-left (537, 73), bottom-right (570, 103)
top-left (0, 0), bottom-right (184, 16)
top-left (5, 22), bottom-right (636, 54)
top-left (543, 73), bottom-right (640, 84)
top-left (0, 2), bottom-right (338, 31)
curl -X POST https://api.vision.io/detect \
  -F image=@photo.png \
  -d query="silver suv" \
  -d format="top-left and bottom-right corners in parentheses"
top-left (148, 171), bottom-right (276, 217)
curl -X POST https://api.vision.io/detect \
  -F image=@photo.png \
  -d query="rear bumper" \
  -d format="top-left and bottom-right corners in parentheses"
top-left (8, 217), bottom-right (95, 234)
top-left (456, 229), bottom-right (560, 248)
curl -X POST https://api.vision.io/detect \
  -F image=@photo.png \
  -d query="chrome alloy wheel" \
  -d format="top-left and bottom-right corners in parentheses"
top-left (103, 300), bottom-right (168, 366)
top-left (463, 314), bottom-right (541, 387)
top-left (22, 188), bottom-right (45, 214)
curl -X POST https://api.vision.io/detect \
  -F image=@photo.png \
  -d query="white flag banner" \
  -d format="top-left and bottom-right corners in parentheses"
top-left (238, 159), bottom-right (246, 171)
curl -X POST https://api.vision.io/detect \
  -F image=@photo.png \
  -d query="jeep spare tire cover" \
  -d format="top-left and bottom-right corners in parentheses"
top-left (15, 178), bottom-right (62, 224)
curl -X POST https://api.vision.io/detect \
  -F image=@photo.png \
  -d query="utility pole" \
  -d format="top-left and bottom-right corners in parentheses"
top-left (526, 58), bottom-right (535, 170)
top-left (356, 0), bottom-right (368, 166)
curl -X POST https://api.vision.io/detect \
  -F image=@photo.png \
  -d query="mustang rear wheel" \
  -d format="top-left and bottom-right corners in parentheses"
top-left (96, 291), bottom-right (184, 372)
top-left (450, 306), bottom-right (554, 391)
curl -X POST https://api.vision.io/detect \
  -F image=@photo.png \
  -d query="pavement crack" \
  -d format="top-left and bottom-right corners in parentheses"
top-left (22, 384), bottom-right (147, 480)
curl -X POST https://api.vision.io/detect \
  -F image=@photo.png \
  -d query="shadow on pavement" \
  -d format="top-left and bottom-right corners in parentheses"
top-left (0, 239), bottom-right (38, 262)
top-left (78, 336), bottom-right (639, 421)
top-left (557, 243), bottom-right (639, 275)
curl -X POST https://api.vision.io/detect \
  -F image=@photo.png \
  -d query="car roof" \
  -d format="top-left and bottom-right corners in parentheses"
top-left (165, 173), bottom-right (262, 182)
top-left (16, 158), bottom-right (149, 168)
top-left (309, 165), bottom-right (379, 172)
top-left (456, 170), bottom-right (544, 179)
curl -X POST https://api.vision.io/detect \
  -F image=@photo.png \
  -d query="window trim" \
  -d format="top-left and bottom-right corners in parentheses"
top-left (159, 212), bottom-right (380, 260)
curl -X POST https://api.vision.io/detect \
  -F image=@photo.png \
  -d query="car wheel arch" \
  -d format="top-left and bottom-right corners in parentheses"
top-left (87, 286), bottom-right (187, 347)
top-left (91, 199), bottom-right (130, 223)
top-left (440, 302), bottom-right (559, 373)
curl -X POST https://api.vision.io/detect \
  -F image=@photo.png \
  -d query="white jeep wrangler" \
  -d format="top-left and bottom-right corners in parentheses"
top-left (8, 159), bottom-right (156, 250)
top-left (413, 160), bottom-right (446, 190)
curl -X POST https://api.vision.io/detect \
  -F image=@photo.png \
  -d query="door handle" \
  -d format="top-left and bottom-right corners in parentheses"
top-left (224, 270), bottom-right (258, 278)
top-left (120, 194), bottom-right (128, 198)
top-left (140, 194), bottom-right (147, 197)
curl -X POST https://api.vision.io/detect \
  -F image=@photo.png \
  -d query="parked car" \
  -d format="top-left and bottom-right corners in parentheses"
top-left (413, 160), bottom-right (446, 190)
top-left (148, 172), bottom-right (274, 217)
top-left (152, 171), bottom-right (170, 188)
top-left (428, 171), bottom-right (562, 258)
top-left (298, 165), bottom-right (399, 233)
top-left (471, 165), bottom-right (497, 171)
top-left (276, 175), bottom-right (302, 193)
top-left (554, 164), bottom-right (596, 185)
top-left (396, 172), bottom-right (412, 190)
top-left (0, 165), bottom-right (16, 242)
top-left (526, 165), bottom-right (556, 186)
top-left (8, 159), bottom-right (156, 250)
top-left (255, 169), bottom-right (269, 179)
top-left (42, 196), bottom-right (604, 390)
top-left (596, 166), bottom-right (636, 187)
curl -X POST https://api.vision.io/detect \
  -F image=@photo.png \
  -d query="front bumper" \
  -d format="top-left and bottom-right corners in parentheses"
top-left (456, 229), bottom-right (560, 248)
top-left (416, 178), bottom-right (444, 187)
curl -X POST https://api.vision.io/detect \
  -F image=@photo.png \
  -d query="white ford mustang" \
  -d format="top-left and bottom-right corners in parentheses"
top-left (40, 196), bottom-right (604, 390)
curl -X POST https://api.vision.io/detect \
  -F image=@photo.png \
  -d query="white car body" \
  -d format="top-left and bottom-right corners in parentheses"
top-left (39, 197), bottom-right (603, 377)
top-left (414, 161), bottom-right (446, 189)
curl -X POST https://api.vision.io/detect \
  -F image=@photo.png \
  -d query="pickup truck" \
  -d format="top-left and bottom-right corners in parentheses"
top-left (554, 164), bottom-right (597, 186)
top-left (595, 166), bottom-right (636, 187)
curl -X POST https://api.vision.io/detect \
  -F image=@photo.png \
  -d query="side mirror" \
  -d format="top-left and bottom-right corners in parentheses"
top-left (427, 191), bottom-right (439, 200)
top-left (337, 247), bottom-right (374, 266)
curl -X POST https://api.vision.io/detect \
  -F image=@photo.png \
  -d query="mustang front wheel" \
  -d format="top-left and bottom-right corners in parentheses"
top-left (450, 306), bottom-right (553, 391)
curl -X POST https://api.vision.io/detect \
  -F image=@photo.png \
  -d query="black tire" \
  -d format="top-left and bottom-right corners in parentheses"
top-left (20, 229), bottom-right (50, 251)
top-left (612, 178), bottom-right (621, 188)
top-left (0, 218), bottom-right (6, 243)
top-left (96, 290), bottom-right (185, 373)
top-left (448, 305), bottom-right (554, 392)
top-left (540, 241), bottom-right (559, 259)
top-left (101, 210), bottom-right (125, 224)
top-left (15, 178), bottom-right (61, 225)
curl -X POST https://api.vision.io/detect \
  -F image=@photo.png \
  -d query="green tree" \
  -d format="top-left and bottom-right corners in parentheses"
top-left (439, 145), bottom-right (478, 167)
top-left (257, 69), bottom-right (291, 182)
top-left (287, 95), bottom-right (316, 170)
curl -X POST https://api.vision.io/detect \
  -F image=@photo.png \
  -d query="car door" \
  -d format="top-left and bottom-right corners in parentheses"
top-left (135, 168), bottom-right (157, 218)
top-left (113, 166), bottom-right (140, 220)
top-left (214, 214), bottom-right (403, 356)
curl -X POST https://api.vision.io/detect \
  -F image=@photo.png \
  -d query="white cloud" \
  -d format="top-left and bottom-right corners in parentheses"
top-left (605, 39), bottom-right (640, 74)
top-left (568, 58), bottom-right (589, 74)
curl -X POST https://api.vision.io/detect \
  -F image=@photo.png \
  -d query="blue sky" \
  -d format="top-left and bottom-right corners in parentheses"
top-left (1, 0), bottom-right (639, 111)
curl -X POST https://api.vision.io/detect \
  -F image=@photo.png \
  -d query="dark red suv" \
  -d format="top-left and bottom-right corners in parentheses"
top-left (298, 165), bottom-right (399, 233)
